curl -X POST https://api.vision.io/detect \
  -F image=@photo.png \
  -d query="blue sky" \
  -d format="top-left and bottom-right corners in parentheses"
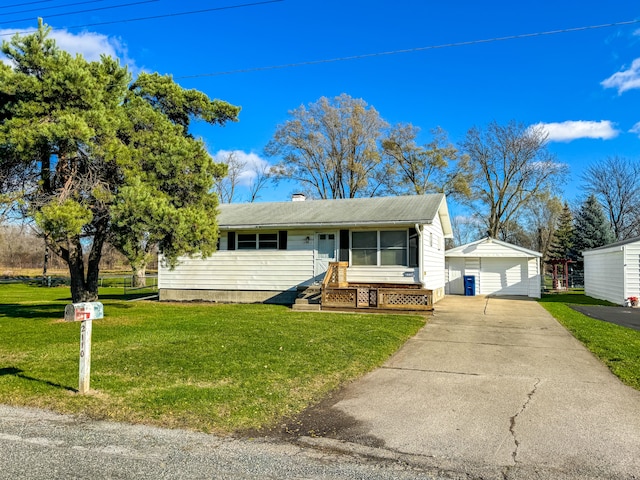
top-left (2, 0), bottom-right (640, 207)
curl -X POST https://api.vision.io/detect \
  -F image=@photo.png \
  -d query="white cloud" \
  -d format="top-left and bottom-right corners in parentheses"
top-left (534, 120), bottom-right (619, 142)
top-left (601, 58), bottom-right (640, 94)
top-left (630, 122), bottom-right (640, 138)
top-left (0, 27), bottom-right (138, 71)
top-left (213, 150), bottom-right (271, 186)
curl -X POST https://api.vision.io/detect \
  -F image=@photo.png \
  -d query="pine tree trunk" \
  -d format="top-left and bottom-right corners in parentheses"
top-left (66, 218), bottom-right (107, 303)
top-left (131, 265), bottom-right (147, 288)
top-left (67, 240), bottom-right (97, 303)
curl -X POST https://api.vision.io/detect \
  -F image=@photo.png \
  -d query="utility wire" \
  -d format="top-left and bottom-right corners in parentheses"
top-left (0, 0), bottom-right (284, 35)
top-left (0, 0), bottom-right (53, 9)
top-left (3, 0), bottom-right (106, 17)
top-left (0, 0), bottom-right (159, 26)
top-left (175, 18), bottom-right (640, 79)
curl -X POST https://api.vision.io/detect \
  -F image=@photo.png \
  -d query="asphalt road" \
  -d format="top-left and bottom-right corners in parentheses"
top-left (569, 304), bottom-right (640, 331)
top-left (0, 404), bottom-right (453, 480)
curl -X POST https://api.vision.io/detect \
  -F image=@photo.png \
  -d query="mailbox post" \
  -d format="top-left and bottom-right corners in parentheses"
top-left (64, 302), bottom-right (103, 394)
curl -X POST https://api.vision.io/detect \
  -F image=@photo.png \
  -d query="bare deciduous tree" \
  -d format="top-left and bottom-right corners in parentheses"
top-left (214, 152), bottom-right (242, 204)
top-left (449, 213), bottom-right (484, 247)
top-left (265, 94), bottom-right (388, 199)
top-left (522, 192), bottom-right (564, 258)
top-left (380, 124), bottom-right (472, 199)
top-left (214, 151), bottom-right (272, 203)
top-left (582, 156), bottom-right (640, 241)
top-left (461, 120), bottom-right (567, 238)
top-left (247, 161), bottom-right (271, 203)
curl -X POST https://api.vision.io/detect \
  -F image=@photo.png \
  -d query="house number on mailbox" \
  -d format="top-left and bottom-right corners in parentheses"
top-left (64, 302), bottom-right (103, 394)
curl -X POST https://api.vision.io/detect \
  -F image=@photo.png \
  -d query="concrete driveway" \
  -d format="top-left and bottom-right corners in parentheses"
top-left (301, 295), bottom-right (640, 480)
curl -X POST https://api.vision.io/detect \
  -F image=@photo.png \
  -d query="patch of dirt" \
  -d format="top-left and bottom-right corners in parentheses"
top-left (243, 388), bottom-right (385, 449)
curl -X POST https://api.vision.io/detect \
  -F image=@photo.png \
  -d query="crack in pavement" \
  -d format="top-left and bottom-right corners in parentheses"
top-left (380, 366), bottom-right (481, 376)
top-left (503, 378), bottom-right (541, 478)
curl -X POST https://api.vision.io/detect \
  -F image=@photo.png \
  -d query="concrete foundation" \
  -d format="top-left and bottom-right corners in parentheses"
top-left (431, 286), bottom-right (445, 303)
top-left (159, 289), bottom-right (297, 305)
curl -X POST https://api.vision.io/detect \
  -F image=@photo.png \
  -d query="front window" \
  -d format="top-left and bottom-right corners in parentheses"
top-left (380, 231), bottom-right (407, 265)
top-left (258, 233), bottom-right (278, 249)
top-left (237, 233), bottom-right (257, 250)
top-left (237, 233), bottom-right (278, 250)
top-left (352, 230), bottom-right (408, 266)
top-left (352, 231), bottom-right (377, 265)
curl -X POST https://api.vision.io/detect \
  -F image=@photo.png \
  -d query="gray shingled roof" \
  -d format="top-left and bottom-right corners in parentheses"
top-left (218, 194), bottom-right (447, 229)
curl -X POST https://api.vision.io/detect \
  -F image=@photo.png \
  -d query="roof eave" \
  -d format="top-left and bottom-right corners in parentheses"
top-left (220, 219), bottom-right (438, 230)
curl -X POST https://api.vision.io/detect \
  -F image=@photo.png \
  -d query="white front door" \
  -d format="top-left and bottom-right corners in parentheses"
top-left (314, 232), bottom-right (337, 281)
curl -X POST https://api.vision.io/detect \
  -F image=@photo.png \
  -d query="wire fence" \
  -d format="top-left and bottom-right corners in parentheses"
top-left (20, 274), bottom-right (159, 296)
top-left (99, 275), bottom-right (158, 295)
top-left (542, 272), bottom-right (584, 292)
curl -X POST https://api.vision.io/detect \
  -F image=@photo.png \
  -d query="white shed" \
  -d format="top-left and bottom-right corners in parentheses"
top-left (445, 238), bottom-right (542, 298)
top-left (583, 236), bottom-right (640, 306)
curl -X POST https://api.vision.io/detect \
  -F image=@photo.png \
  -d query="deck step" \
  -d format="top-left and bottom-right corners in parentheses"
top-left (296, 286), bottom-right (322, 305)
top-left (291, 303), bottom-right (322, 311)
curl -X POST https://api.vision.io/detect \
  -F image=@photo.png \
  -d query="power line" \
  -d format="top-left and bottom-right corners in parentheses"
top-left (0, 0), bottom-right (159, 26)
top-left (175, 18), bottom-right (640, 79)
top-left (3, 0), bottom-right (106, 16)
top-left (0, 0), bottom-right (53, 9)
top-left (0, 0), bottom-right (284, 35)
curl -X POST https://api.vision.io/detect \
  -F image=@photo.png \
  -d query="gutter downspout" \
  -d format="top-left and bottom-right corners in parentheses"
top-left (415, 223), bottom-right (425, 287)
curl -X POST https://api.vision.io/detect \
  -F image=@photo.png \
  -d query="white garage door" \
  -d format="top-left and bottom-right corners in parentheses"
top-left (480, 258), bottom-right (528, 295)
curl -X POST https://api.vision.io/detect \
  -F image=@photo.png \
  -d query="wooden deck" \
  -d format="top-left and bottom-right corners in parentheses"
top-left (320, 262), bottom-right (433, 313)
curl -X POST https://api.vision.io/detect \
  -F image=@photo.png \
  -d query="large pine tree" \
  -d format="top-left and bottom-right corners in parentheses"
top-left (547, 203), bottom-right (575, 261)
top-left (0, 21), bottom-right (240, 301)
top-left (573, 194), bottom-right (615, 255)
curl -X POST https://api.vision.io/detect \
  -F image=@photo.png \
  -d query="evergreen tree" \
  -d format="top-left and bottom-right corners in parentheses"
top-left (573, 194), bottom-right (615, 255)
top-left (0, 21), bottom-right (240, 301)
top-left (547, 203), bottom-right (575, 260)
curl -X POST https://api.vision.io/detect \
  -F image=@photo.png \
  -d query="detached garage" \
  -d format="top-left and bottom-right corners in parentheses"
top-left (445, 238), bottom-right (542, 298)
top-left (583, 236), bottom-right (640, 306)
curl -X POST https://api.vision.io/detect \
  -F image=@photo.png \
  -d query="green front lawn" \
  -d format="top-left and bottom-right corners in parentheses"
top-left (0, 283), bottom-right (425, 433)
top-left (539, 293), bottom-right (640, 390)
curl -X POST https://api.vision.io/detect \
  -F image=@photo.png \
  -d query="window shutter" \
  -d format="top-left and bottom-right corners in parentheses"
top-left (408, 227), bottom-right (419, 267)
top-left (228, 231), bottom-right (236, 250)
top-left (339, 230), bottom-right (350, 262)
top-left (278, 231), bottom-right (288, 250)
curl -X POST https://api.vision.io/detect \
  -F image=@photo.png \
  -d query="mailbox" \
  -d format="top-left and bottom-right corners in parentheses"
top-left (64, 302), bottom-right (104, 322)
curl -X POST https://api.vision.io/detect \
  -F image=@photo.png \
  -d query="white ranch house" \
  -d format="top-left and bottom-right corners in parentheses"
top-left (583, 236), bottom-right (640, 306)
top-left (159, 194), bottom-right (453, 306)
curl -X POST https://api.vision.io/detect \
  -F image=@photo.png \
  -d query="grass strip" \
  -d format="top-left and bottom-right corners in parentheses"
top-left (539, 293), bottom-right (640, 390)
top-left (0, 283), bottom-right (425, 433)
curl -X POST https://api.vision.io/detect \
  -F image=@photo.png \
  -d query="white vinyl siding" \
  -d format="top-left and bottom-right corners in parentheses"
top-left (347, 266), bottom-right (417, 284)
top-left (624, 243), bottom-right (640, 300)
top-left (584, 248), bottom-right (625, 305)
top-left (465, 257), bottom-right (480, 294)
top-left (527, 258), bottom-right (541, 299)
top-left (445, 257), bottom-right (464, 294)
top-left (159, 232), bottom-right (314, 291)
top-left (423, 214), bottom-right (445, 297)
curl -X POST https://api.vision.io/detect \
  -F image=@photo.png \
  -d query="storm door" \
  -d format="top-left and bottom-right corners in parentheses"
top-left (314, 232), bottom-right (337, 281)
